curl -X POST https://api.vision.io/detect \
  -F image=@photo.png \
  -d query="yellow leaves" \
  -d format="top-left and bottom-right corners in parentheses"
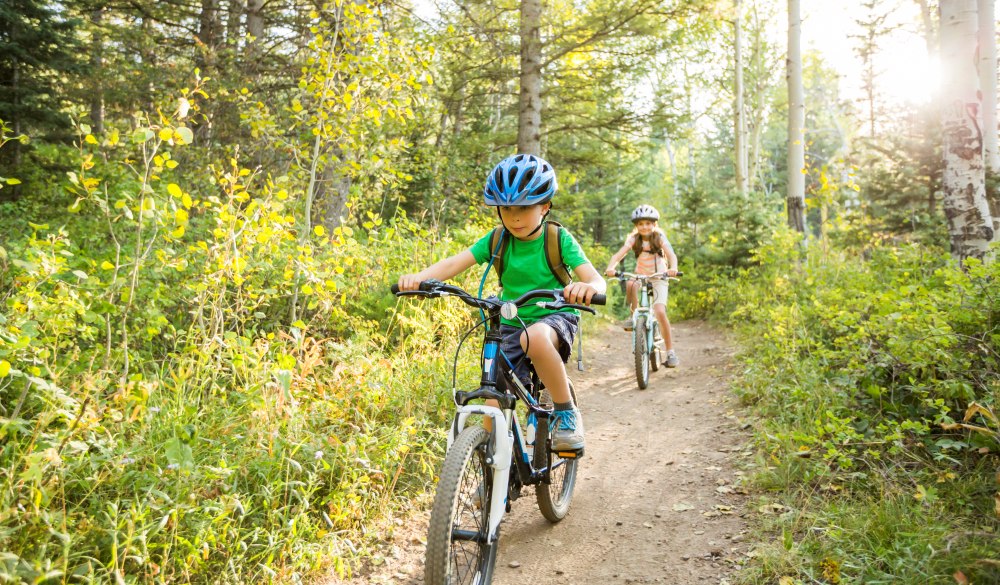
top-left (100, 261), bottom-right (115, 270)
top-left (175, 209), bottom-right (189, 224)
top-left (0, 360), bottom-right (10, 377)
top-left (313, 225), bottom-right (326, 237)
top-left (167, 183), bottom-right (183, 198)
top-left (84, 134), bottom-right (98, 145)
top-left (182, 193), bottom-right (193, 209)
top-left (158, 128), bottom-right (173, 141)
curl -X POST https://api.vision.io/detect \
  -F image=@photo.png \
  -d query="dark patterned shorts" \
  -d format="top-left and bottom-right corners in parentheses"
top-left (499, 312), bottom-right (580, 389)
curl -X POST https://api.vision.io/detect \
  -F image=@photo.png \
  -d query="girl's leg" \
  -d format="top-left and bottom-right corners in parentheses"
top-left (653, 302), bottom-right (673, 350)
top-left (626, 280), bottom-right (639, 311)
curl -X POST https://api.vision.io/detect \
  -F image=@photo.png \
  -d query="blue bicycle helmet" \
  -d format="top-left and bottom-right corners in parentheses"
top-left (483, 154), bottom-right (558, 206)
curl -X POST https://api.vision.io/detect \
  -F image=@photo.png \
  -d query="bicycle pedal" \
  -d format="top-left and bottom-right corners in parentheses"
top-left (555, 450), bottom-right (583, 459)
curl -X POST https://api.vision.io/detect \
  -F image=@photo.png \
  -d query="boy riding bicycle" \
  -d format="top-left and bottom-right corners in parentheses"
top-left (397, 153), bottom-right (606, 451)
top-left (604, 204), bottom-right (680, 367)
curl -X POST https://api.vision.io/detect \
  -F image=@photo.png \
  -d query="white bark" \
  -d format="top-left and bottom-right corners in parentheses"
top-left (978, 0), bottom-right (999, 173)
top-left (734, 0), bottom-right (748, 195)
top-left (518, 0), bottom-right (543, 155)
top-left (940, 0), bottom-right (995, 260)
top-left (786, 0), bottom-right (806, 233)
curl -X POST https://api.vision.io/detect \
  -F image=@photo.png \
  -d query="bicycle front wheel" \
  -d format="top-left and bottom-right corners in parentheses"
top-left (424, 426), bottom-right (499, 585)
top-left (534, 383), bottom-right (580, 522)
top-left (650, 320), bottom-right (661, 372)
top-left (634, 315), bottom-right (650, 389)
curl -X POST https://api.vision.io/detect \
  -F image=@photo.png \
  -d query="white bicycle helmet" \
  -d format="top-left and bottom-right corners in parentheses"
top-left (631, 204), bottom-right (660, 222)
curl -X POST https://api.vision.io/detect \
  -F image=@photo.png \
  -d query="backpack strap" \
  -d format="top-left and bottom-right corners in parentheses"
top-left (543, 221), bottom-right (573, 287)
top-left (489, 226), bottom-right (508, 288)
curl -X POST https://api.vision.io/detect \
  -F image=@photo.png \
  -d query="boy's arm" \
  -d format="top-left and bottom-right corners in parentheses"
top-left (398, 250), bottom-right (477, 291)
top-left (565, 263), bottom-right (607, 305)
top-left (604, 240), bottom-right (633, 276)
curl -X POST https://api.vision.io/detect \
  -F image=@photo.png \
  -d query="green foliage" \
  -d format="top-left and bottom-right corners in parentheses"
top-left (697, 229), bottom-right (1000, 584)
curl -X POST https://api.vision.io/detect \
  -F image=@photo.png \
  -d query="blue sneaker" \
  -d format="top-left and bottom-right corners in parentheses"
top-left (549, 408), bottom-right (585, 451)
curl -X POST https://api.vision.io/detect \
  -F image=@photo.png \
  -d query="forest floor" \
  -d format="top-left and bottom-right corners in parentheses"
top-left (320, 320), bottom-right (753, 585)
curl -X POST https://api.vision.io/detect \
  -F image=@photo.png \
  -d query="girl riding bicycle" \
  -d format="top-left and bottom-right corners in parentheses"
top-left (604, 204), bottom-right (680, 367)
top-left (397, 153), bottom-right (606, 451)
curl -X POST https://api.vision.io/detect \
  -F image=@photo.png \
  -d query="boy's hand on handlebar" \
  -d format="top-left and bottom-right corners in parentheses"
top-left (397, 273), bottom-right (423, 292)
top-left (563, 282), bottom-right (600, 305)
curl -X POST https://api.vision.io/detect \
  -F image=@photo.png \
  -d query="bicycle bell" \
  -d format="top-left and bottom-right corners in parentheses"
top-left (500, 302), bottom-right (518, 320)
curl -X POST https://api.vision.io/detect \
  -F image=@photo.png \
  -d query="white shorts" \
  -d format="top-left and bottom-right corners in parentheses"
top-left (650, 278), bottom-right (669, 307)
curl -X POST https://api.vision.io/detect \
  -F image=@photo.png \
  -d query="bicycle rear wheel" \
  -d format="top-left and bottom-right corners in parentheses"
top-left (634, 315), bottom-right (650, 389)
top-left (424, 426), bottom-right (499, 585)
top-left (534, 383), bottom-right (580, 522)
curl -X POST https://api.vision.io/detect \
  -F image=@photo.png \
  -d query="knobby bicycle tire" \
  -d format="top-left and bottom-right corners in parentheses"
top-left (634, 315), bottom-right (650, 389)
top-left (424, 426), bottom-right (499, 585)
top-left (534, 384), bottom-right (580, 522)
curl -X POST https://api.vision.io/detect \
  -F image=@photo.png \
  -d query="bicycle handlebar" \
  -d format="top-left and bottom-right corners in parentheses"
top-left (615, 270), bottom-right (683, 280)
top-left (391, 280), bottom-right (606, 313)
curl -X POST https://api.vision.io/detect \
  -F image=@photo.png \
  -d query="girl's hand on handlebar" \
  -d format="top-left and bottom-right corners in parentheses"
top-left (604, 268), bottom-right (617, 277)
top-left (563, 282), bottom-right (600, 305)
top-left (666, 269), bottom-right (679, 277)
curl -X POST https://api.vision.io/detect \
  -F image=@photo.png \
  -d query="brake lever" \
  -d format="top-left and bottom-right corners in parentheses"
top-left (535, 301), bottom-right (598, 315)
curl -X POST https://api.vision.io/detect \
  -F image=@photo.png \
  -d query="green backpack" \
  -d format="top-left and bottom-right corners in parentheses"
top-left (487, 220), bottom-right (573, 289)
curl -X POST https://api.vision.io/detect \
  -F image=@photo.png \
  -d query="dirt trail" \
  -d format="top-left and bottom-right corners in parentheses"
top-left (322, 320), bottom-right (751, 585)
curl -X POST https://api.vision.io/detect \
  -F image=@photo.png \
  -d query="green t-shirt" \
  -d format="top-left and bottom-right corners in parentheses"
top-left (469, 224), bottom-right (591, 325)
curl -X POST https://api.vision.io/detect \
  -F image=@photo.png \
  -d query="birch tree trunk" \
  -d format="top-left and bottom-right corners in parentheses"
top-left (977, 0), bottom-right (1000, 237)
top-left (786, 0), bottom-right (807, 233)
top-left (978, 0), bottom-right (999, 173)
top-left (940, 0), bottom-right (995, 260)
top-left (734, 0), bottom-right (748, 196)
top-left (518, 0), bottom-right (543, 156)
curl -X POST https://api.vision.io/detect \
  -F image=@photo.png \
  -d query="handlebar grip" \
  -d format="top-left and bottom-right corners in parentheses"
top-left (391, 283), bottom-right (400, 295)
top-left (591, 294), bottom-right (606, 306)
top-left (676, 271), bottom-right (684, 277)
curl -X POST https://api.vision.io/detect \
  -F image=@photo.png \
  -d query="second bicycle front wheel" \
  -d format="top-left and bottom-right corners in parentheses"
top-left (634, 315), bottom-right (650, 389)
top-left (534, 383), bottom-right (580, 522)
top-left (650, 320), bottom-right (661, 372)
top-left (424, 426), bottom-right (499, 585)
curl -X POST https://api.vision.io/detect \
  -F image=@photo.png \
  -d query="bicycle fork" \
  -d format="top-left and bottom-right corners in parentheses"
top-left (450, 405), bottom-right (513, 543)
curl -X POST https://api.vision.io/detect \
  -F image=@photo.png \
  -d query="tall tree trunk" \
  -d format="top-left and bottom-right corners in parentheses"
top-left (734, 0), bottom-right (748, 195)
top-left (786, 0), bottom-right (807, 233)
top-left (89, 7), bottom-right (105, 135)
top-left (977, 0), bottom-right (1000, 237)
top-left (978, 0), bottom-right (999, 173)
top-left (940, 0), bottom-right (995, 261)
top-left (245, 0), bottom-right (264, 73)
top-left (518, 0), bottom-right (543, 155)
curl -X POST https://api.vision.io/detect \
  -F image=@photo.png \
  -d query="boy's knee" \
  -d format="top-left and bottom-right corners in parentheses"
top-left (521, 326), bottom-right (558, 356)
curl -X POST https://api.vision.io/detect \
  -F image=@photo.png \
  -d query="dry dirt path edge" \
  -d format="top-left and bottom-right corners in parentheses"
top-left (319, 320), bottom-right (752, 585)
